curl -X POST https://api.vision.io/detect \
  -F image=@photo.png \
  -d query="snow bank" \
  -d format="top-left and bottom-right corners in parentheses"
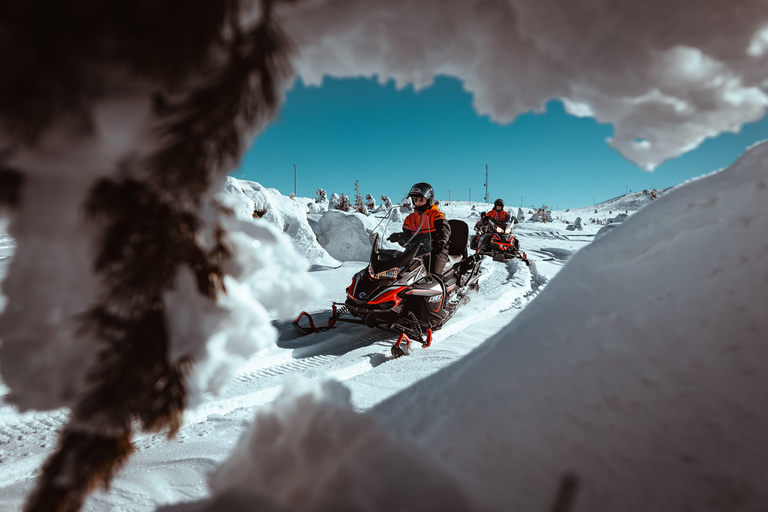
top-left (594, 212), bottom-right (631, 240)
top-left (221, 178), bottom-right (339, 268)
top-left (595, 188), bottom-right (670, 213)
top-left (164, 208), bottom-right (323, 399)
top-left (312, 210), bottom-right (386, 261)
top-left (162, 379), bottom-right (474, 512)
top-left (0, 171), bottom-right (323, 409)
top-left (372, 141), bottom-right (768, 511)
top-left (0, 177), bottom-right (119, 410)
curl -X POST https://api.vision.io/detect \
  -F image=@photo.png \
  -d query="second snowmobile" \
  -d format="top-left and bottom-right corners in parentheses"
top-left (473, 216), bottom-right (530, 265)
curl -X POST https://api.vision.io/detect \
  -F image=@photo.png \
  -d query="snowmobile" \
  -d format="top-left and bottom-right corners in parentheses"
top-left (472, 216), bottom-right (530, 265)
top-left (293, 211), bottom-right (483, 357)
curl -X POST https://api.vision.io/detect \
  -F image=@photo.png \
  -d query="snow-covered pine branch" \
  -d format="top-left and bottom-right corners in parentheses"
top-left (0, 1), bottom-right (297, 511)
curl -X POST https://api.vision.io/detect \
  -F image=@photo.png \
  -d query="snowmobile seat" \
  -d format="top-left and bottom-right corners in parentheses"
top-left (446, 219), bottom-right (469, 267)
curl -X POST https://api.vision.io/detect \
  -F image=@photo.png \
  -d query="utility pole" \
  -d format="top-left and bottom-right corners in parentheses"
top-left (483, 164), bottom-right (489, 203)
top-left (294, 164), bottom-right (297, 197)
top-left (469, 188), bottom-right (471, 202)
top-left (448, 190), bottom-right (451, 203)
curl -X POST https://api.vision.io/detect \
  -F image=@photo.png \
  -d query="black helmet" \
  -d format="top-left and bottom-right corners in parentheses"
top-left (494, 198), bottom-right (504, 208)
top-left (408, 182), bottom-right (434, 206)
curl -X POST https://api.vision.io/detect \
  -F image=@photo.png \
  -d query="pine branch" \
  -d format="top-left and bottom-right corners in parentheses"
top-left (18, 2), bottom-right (294, 510)
top-left (84, 178), bottom-right (228, 307)
top-left (147, 1), bottom-right (294, 200)
top-left (23, 429), bottom-right (134, 512)
top-left (76, 304), bottom-right (190, 434)
top-left (0, 0), bottom-right (237, 146)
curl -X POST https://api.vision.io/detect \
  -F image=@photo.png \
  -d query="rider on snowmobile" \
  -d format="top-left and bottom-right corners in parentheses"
top-left (470, 212), bottom-right (487, 250)
top-left (387, 182), bottom-right (451, 275)
top-left (483, 198), bottom-right (515, 224)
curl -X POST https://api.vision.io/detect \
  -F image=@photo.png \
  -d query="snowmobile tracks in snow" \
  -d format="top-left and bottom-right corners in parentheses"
top-left (475, 257), bottom-right (548, 315)
top-left (520, 230), bottom-right (572, 240)
top-left (234, 354), bottom-right (338, 384)
top-left (238, 329), bottom-right (395, 384)
top-left (0, 408), bottom-right (69, 484)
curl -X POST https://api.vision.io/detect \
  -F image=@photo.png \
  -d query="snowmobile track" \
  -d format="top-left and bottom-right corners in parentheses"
top-left (236, 328), bottom-right (396, 385)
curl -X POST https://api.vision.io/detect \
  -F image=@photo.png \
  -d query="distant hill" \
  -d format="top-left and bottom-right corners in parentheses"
top-left (593, 187), bottom-right (673, 213)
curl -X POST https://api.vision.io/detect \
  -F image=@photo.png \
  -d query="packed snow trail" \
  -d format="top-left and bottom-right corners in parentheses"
top-left (0, 258), bottom-right (544, 505)
top-left (0, 216), bottom-right (587, 511)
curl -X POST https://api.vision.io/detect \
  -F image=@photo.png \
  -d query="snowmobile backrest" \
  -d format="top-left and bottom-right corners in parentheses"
top-left (447, 219), bottom-right (469, 258)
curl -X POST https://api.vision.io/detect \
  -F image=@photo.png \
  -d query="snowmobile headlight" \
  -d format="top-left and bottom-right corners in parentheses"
top-left (368, 265), bottom-right (402, 280)
top-left (495, 226), bottom-right (504, 233)
top-left (504, 226), bottom-right (512, 234)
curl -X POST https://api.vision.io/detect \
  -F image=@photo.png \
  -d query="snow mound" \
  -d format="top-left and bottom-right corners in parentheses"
top-left (220, 178), bottom-right (339, 267)
top-left (596, 188), bottom-right (671, 213)
top-left (594, 213), bottom-right (630, 240)
top-left (372, 141), bottom-right (768, 511)
top-left (312, 210), bottom-right (384, 261)
top-left (164, 212), bottom-right (323, 400)
top-left (164, 378), bottom-right (474, 512)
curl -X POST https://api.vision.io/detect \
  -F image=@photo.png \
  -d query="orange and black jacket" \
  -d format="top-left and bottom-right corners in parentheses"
top-left (486, 208), bottom-right (513, 223)
top-left (403, 204), bottom-right (451, 249)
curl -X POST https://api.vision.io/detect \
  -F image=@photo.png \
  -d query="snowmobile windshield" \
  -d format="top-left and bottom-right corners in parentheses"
top-left (400, 212), bottom-right (432, 252)
top-left (368, 234), bottom-right (422, 276)
top-left (369, 207), bottom-right (432, 255)
top-left (369, 207), bottom-right (402, 253)
top-left (368, 211), bottom-right (432, 277)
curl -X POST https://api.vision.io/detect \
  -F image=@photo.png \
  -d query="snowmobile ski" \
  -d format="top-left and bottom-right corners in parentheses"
top-left (391, 329), bottom-right (433, 358)
top-left (292, 304), bottom-right (350, 335)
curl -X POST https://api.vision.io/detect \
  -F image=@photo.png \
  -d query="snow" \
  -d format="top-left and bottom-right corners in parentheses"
top-left (310, 209), bottom-right (382, 262)
top-left (277, 0), bottom-right (768, 170)
top-left (222, 177), bottom-right (340, 268)
top-left (1, 141), bottom-right (766, 511)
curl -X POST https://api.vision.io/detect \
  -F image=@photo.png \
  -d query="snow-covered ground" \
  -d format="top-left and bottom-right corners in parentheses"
top-left (0, 143), bottom-right (766, 511)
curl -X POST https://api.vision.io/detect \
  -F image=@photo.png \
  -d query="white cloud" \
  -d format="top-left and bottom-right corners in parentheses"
top-left (277, 0), bottom-right (768, 169)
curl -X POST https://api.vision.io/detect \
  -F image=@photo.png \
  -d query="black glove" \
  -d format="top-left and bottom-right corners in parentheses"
top-left (387, 233), bottom-right (401, 243)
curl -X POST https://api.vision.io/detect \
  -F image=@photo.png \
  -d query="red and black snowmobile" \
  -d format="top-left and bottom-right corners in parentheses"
top-left (472, 216), bottom-right (530, 265)
top-left (293, 213), bottom-right (482, 357)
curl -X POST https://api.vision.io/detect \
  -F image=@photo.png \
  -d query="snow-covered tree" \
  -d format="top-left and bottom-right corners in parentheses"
top-left (353, 181), bottom-right (368, 215)
top-left (0, 2), bottom-right (295, 511)
top-left (328, 193), bottom-right (341, 210)
top-left (530, 205), bottom-right (553, 223)
top-left (516, 207), bottom-right (525, 222)
top-left (380, 195), bottom-right (393, 209)
top-left (365, 193), bottom-right (376, 211)
top-left (643, 188), bottom-right (658, 200)
top-left (335, 193), bottom-right (351, 212)
top-left (307, 188), bottom-right (328, 214)
top-left (566, 216), bottom-right (583, 231)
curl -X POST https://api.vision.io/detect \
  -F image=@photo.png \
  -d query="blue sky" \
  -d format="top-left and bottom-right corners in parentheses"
top-left (235, 75), bottom-right (768, 210)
